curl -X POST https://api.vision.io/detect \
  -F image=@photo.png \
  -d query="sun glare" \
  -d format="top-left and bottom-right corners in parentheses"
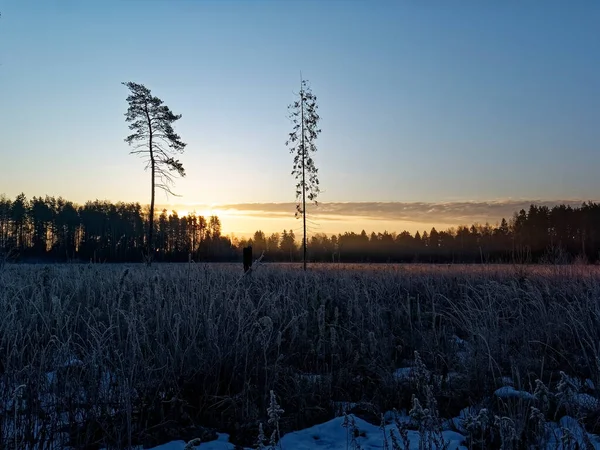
top-left (172, 207), bottom-right (232, 218)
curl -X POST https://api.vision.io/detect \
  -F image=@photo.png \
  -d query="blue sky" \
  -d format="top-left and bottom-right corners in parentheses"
top-left (0, 1), bottom-right (599, 234)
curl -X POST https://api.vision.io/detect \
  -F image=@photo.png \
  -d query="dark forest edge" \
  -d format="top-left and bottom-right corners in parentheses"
top-left (1, 193), bottom-right (599, 264)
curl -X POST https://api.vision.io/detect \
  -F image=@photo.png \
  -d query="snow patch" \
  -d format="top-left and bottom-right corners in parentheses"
top-left (494, 386), bottom-right (534, 401)
top-left (572, 393), bottom-right (599, 410)
top-left (145, 415), bottom-right (468, 450)
top-left (393, 367), bottom-right (414, 382)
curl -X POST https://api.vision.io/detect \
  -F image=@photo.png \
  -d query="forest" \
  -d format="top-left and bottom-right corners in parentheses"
top-left (2, 193), bottom-right (600, 264)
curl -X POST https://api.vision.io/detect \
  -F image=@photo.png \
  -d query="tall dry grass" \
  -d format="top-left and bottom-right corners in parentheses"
top-left (0, 262), bottom-right (599, 448)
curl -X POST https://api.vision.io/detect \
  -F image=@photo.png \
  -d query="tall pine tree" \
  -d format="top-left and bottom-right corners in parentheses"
top-left (123, 82), bottom-right (187, 264)
top-left (285, 77), bottom-right (322, 270)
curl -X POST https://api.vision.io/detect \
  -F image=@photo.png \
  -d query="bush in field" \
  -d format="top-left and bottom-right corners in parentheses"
top-left (0, 263), bottom-right (599, 448)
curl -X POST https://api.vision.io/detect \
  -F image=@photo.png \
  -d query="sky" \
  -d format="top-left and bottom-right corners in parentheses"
top-left (0, 0), bottom-right (598, 237)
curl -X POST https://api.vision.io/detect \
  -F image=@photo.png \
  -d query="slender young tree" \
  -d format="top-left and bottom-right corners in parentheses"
top-left (285, 77), bottom-right (321, 270)
top-left (123, 81), bottom-right (187, 264)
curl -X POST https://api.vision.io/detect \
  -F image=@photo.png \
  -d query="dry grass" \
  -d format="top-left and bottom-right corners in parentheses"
top-left (0, 262), bottom-right (599, 448)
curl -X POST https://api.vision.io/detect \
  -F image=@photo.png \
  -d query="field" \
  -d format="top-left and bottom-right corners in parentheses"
top-left (1, 262), bottom-right (600, 449)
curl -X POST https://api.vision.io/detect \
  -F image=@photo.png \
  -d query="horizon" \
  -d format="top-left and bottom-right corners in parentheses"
top-left (1, 1), bottom-right (599, 238)
top-left (158, 198), bottom-right (600, 238)
top-left (2, 191), bottom-right (597, 239)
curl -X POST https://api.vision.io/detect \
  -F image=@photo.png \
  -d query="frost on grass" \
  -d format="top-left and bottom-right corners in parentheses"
top-left (2, 263), bottom-right (600, 448)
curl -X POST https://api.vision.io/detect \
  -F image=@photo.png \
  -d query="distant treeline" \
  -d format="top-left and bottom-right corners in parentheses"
top-left (1, 193), bottom-right (599, 264)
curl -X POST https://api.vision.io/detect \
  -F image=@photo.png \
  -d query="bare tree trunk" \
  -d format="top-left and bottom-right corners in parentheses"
top-left (301, 87), bottom-right (307, 271)
top-left (146, 104), bottom-right (155, 266)
top-left (148, 159), bottom-right (155, 265)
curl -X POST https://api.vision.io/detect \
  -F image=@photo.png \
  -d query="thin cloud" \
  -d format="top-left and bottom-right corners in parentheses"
top-left (163, 200), bottom-right (593, 225)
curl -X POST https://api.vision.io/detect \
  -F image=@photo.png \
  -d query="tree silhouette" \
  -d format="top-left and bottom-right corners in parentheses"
top-left (253, 230), bottom-right (267, 256)
top-left (10, 193), bottom-right (28, 251)
top-left (0, 195), bottom-right (11, 250)
top-left (285, 77), bottom-right (321, 270)
top-left (30, 196), bottom-right (53, 254)
top-left (5, 191), bottom-right (600, 265)
top-left (280, 229), bottom-right (297, 262)
top-left (122, 81), bottom-right (187, 264)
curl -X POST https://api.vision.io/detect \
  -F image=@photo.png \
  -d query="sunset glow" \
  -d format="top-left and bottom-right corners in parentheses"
top-left (1, 1), bottom-right (598, 239)
top-left (157, 199), bottom-right (592, 238)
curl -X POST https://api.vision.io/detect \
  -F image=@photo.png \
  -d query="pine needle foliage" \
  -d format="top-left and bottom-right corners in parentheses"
top-left (122, 81), bottom-right (187, 263)
top-left (285, 77), bottom-right (321, 270)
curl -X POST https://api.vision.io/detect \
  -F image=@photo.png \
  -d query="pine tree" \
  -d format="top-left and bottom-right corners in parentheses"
top-left (286, 77), bottom-right (322, 270)
top-left (122, 82), bottom-right (187, 264)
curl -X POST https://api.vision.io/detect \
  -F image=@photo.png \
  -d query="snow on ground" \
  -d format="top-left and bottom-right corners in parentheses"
top-left (277, 416), bottom-right (465, 450)
top-left (142, 413), bottom-right (600, 450)
top-left (547, 416), bottom-right (600, 448)
top-left (136, 367), bottom-right (600, 450)
top-left (572, 392), bottom-right (600, 410)
top-left (494, 385), bottom-right (535, 401)
top-left (7, 355), bottom-right (600, 449)
top-left (392, 367), bottom-right (415, 382)
top-left (145, 432), bottom-right (234, 450)
top-left (146, 415), bottom-right (467, 450)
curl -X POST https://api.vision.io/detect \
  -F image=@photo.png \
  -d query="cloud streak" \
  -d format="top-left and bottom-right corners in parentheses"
top-left (164, 200), bottom-right (593, 226)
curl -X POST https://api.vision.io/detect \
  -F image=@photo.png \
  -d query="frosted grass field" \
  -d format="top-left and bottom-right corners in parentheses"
top-left (1, 262), bottom-right (600, 449)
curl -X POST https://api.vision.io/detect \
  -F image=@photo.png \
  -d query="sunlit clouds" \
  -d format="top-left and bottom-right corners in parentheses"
top-left (159, 200), bottom-right (592, 237)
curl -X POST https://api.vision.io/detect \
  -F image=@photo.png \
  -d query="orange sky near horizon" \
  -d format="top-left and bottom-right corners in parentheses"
top-left (191, 212), bottom-right (459, 240)
top-left (154, 199), bottom-right (591, 239)
top-left (156, 204), bottom-right (469, 238)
